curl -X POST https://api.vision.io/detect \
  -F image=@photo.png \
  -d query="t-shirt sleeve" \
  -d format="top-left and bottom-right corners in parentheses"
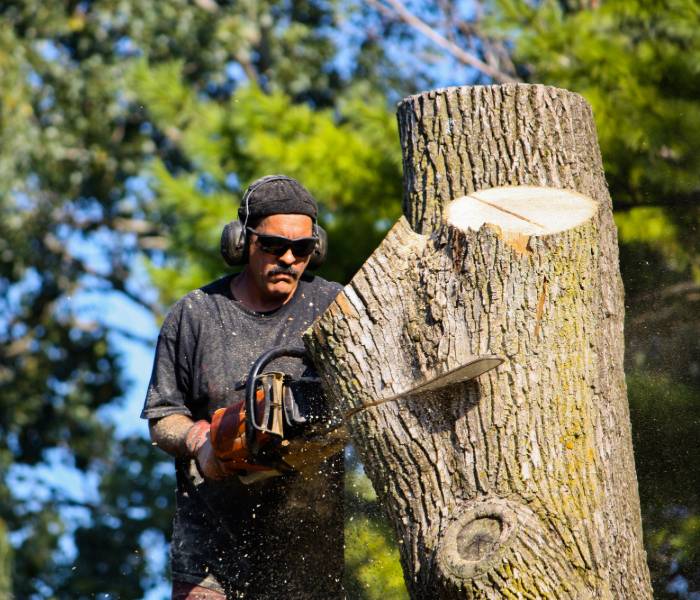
top-left (141, 308), bottom-right (193, 420)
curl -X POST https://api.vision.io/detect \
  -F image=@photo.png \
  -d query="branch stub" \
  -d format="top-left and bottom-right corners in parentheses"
top-left (437, 499), bottom-right (520, 582)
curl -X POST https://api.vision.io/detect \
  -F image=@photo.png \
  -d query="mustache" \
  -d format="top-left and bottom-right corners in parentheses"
top-left (268, 265), bottom-right (299, 278)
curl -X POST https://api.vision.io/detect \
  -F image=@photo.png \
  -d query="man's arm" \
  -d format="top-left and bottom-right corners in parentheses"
top-left (148, 414), bottom-right (193, 457)
top-left (149, 414), bottom-right (228, 480)
top-left (151, 411), bottom-right (344, 480)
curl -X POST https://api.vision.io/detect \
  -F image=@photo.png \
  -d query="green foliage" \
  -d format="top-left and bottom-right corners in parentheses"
top-left (628, 372), bottom-right (700, 596)
top-left (345, 516), bottom-right (409, 600)
top-left (345, 463), bottom-right (408, 599)
top-left (0, 520), bottom-right (10, 598)
top-left (629, 372), bottom-right (700, 518)
top-left (0, 29), bottom-right (36, 195)
top-left (132, 68), bottom-right (403, 302)
top-left (615, 206), bottom-right (700, 295)
top-left (491, 0), bottom-right (700, 207)
top-left (0, 1), bottom-right (176, 592)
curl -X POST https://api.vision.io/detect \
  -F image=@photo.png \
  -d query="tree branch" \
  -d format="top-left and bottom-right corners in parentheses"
top-left (235, 51), bottom-right (262, 87)
top-left (194, 0), bottom-right (219, 13)
top-left (112, 217), bottom-right (158, 235)
top-left (436, 0), bottom-right (458, 45)
top-left (367, 0), bottom-right (519, 83)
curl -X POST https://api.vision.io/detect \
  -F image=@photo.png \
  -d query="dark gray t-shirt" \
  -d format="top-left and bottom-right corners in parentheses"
top-left (142, 273), bottom-right (344, 598)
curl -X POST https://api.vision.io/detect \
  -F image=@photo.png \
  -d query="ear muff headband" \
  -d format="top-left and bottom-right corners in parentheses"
top-left (220, 176), bottom-right (327, 268)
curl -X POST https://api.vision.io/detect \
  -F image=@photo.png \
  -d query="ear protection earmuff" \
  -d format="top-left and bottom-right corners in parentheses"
top-left (220, 175), bottom-right (327, 270)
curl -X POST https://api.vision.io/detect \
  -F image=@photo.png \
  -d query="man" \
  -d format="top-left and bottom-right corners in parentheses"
top-left (141, 175), bottom-right (345, 599)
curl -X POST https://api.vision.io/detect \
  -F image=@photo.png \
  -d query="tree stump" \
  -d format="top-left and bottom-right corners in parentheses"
top-left (305, 84), bottom-right (652, 598)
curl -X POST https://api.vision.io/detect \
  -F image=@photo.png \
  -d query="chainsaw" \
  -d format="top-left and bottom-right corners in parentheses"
top-left (209, 345), bottom-right (505, 475)
top-left (209, 346), bottom-right (340, 474)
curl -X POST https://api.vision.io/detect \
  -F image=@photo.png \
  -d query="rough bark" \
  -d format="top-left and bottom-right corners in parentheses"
top-left (305, 84), bottom-right (652, 598)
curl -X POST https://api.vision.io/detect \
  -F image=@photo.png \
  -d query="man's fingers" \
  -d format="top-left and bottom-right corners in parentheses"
top-left (195, 440), bottom-right (230, 480)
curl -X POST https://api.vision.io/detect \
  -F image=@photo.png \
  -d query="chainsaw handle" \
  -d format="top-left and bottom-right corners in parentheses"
top-left (245, 346), bottom-right (308, 455)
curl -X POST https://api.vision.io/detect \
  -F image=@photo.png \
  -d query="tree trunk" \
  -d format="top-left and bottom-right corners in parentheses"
top-left (305, 84), bottom-right (652, 598)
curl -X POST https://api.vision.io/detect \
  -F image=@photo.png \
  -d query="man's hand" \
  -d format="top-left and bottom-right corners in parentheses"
top-left (185, 420), bottom-right (228, 480)
top-left (209, 400), bottom-right (278, 475)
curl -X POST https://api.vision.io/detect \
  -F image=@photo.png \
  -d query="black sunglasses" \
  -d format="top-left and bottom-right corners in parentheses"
top-left (246, 227), bottom-right (317, 258)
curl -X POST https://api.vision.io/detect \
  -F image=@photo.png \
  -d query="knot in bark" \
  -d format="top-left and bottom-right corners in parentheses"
top-left (436, 498), bottom-right (519, 582)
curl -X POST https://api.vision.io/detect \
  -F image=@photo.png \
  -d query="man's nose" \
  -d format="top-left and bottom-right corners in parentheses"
top-left (278, 248), bottom-right (297, 265)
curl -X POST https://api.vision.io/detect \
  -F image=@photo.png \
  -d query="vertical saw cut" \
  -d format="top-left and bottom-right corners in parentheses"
top-left (306, 84), bottom-right (652, 599)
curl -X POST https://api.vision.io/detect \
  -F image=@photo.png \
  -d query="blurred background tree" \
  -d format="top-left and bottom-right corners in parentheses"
top-left (0, 1), bottom-right (406, 597)
top-left (1, 0), bottom-right (698, 598)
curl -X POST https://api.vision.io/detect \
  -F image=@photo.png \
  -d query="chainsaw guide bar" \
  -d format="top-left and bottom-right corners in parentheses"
top-left (242, 347), bottom-right (504, 446)
top-left (343, 355), bottom-right (504, 419)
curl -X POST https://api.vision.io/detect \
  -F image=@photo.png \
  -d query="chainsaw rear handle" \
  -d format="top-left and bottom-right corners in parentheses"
top-left (245, 346), bottom-right (308, 454)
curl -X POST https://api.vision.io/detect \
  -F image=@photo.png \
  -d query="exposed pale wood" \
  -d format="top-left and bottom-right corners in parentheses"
top-left (305, 84), bottom-right (652, 598)
top-left (447, 186), bottom-right (597, 235)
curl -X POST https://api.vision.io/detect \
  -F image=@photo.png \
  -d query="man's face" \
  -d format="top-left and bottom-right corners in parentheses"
top-left (246, 213), bottom-right (314, 302)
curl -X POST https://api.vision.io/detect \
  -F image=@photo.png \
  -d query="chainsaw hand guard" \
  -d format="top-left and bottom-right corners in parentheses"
top-left (245, 346), bottom-right (310, 456)
top-left (211, 345), bottom-right (336, 473)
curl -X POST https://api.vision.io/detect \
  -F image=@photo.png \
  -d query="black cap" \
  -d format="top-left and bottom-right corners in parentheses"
top-left (238, 175), bottom-right (318, 224)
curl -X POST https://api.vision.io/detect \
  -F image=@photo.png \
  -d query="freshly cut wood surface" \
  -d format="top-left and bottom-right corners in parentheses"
top-left (447, 186), bottom-right (597, 235)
